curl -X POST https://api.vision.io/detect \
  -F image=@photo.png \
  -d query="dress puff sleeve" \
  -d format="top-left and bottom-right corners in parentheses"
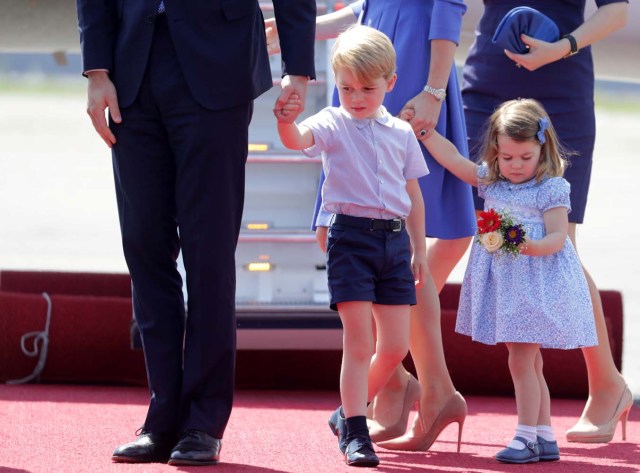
top-left (430, 0), bottom-right (467, 45)
top-left (536, 177), bottom-right (572, 214)
top-left (476, 164), bottom-right (489, 199)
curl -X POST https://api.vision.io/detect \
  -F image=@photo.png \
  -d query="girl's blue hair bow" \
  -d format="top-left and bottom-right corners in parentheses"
top-left (537, 117), bottom-right (548, 144)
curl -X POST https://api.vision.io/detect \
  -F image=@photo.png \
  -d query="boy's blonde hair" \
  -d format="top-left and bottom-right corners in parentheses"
top-left (331, 25), bottom-right (396, 84)
top-left (479, 98), bottom-right (568, 185)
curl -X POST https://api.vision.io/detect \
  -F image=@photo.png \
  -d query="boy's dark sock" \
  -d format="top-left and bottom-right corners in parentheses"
top-left (345, 415), bottom-right (369, 442)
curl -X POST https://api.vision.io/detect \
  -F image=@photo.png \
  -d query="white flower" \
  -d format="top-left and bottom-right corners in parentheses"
top-left (480, 231), bottom-right (504, 253)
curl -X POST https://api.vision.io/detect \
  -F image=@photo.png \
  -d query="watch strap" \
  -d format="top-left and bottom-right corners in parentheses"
top-left (562, 34), bottom-right (578, 58)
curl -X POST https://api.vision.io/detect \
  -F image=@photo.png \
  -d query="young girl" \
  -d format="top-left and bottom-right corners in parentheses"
top-left (278, 25), bottom-right (429, 467)
top-left (413, 98), bottom-right (598, 463)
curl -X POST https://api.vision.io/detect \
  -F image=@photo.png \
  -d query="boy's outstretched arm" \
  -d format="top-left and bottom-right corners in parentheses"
top-left (277, 121), bottom-right (314, 150)
top-left (419, 130), bottom-right (478, 187)
top-left (405, 179), bottom-right (428, 287)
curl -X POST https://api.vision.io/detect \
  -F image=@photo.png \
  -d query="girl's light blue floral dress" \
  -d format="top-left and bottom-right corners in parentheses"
top-left (456, 165), bottom-right (598, 349)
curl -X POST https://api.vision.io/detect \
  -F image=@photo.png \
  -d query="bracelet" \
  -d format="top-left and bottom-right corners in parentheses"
top-left (562, 34), bottom-right (579, 58)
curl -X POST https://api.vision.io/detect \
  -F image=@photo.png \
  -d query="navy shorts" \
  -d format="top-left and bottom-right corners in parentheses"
top-left (326, 214), bottom-right (417, 311)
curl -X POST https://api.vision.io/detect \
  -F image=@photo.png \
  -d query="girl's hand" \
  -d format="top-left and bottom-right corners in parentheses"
top-left (504, 34), bottom-right (568, 71)
top-left (399, 91), bottom-right (442, 138)
top-left (315, 226), bottom-right (328, 253)
top-left (264, 18), bottom-right (281, 55)
top-left (518, 236), bottom-right (531, 255)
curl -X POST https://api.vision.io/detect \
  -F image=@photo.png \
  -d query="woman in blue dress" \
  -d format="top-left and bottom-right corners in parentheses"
top-left (267, 0), bottom-right (476, 450)
top-left (461, 0), bottom-right (630, 443)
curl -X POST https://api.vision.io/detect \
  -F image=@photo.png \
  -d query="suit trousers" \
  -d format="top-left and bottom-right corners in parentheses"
top-left (111, 15), bottom-right (253, 438)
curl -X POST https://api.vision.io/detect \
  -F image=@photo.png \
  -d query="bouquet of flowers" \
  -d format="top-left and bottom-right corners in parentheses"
top-left (476, 208), bottom-right (526, 255)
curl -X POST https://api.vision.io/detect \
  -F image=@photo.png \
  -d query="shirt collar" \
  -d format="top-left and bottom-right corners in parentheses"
top-left (340, 106), bottom-right (393, 129)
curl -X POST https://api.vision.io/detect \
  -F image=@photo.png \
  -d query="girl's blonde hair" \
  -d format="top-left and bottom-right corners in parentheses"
top-left (331, 25), bottom-right (396, 84)
top-left (478, 98), bottom-right (568, 185)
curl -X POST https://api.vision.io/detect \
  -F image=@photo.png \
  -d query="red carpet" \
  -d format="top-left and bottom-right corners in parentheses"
top-left (0, 385), bottom-right (638, 473)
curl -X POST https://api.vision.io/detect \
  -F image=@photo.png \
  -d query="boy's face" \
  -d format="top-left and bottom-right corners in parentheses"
top-left (335, 66), bottom-right (396, 120)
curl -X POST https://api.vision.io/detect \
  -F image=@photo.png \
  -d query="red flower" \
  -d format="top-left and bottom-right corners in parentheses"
top-left (477, 209), bottom-right (502, 234)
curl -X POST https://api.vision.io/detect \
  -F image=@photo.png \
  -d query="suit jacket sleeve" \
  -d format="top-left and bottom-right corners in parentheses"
top-left (76, 0), bottom-right (117, 74)
top-left (272, 0), bottom-right (316, 79)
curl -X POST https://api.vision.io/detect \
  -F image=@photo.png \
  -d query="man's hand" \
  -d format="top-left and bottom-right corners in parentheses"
top-left (274, 74), bottom-right (309, 123)
top-left (86, 71), bottom-right (121, 148)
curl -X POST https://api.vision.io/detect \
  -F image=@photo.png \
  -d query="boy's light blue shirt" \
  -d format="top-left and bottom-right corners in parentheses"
top-left (300, 106), bottom-right (429, 226)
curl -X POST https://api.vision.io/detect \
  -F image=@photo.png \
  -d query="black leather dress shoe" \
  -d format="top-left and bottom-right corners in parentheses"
top-left (345, 436), bottom-right (379, 467)
top-left (328, 406), bottom-right (348, 453)
top-left (168, 430), bottom-right (221, 466)
top-left (112, 431), bottom-right (175, 463)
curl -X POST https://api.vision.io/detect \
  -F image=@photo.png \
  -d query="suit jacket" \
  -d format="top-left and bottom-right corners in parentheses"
top-left (77, 0), bottom-right (316, 110)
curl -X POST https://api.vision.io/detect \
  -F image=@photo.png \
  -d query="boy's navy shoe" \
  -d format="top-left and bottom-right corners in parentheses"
top-left (537, 436), bottom-right (560, 461)
top-left (495, 436), bottom-right (539, 464)
top-left (345, 436), bottom-right (379, 467)
top-left (328, 406), bottom-right (348, 453)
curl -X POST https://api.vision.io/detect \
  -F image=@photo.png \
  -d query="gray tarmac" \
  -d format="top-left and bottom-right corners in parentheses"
top-left (0, 86), bottom-right (639, 402)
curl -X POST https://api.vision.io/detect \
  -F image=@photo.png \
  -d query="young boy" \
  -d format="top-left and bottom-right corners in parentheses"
top-left (277, 25), bottom-right (428, 468)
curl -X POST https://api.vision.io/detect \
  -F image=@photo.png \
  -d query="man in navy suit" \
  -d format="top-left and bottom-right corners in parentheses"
top-left (76, 0), bottom-right (315, 465)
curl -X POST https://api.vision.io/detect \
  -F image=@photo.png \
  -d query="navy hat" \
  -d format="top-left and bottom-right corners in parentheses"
top-left (492, 6), bottom-right (560, 54)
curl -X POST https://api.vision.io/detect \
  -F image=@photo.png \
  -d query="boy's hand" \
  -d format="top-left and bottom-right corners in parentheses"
top-left (315, 226), bottom-right (328, 253)
top-left (411, 251), bottom-right (428, 288)
top-left (274, 75), bottom-right (308, 123)
top-left (281, 93), bottom-right (302, 116)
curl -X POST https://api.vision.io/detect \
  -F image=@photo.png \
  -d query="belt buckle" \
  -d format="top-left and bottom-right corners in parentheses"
top-left (391, 219), bottom-right (402, 232)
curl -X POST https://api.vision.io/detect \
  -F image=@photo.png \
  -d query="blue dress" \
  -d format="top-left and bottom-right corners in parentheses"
top-left (455, 166), bottom-right (598, 349)
top-left (462, 0), bottom-right (627, 224)
top-left (313, 0), bottom-right (476, 239)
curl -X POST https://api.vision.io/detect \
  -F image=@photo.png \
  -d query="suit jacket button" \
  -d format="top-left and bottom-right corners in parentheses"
top-left (147, 15), bottom-right (155, 23)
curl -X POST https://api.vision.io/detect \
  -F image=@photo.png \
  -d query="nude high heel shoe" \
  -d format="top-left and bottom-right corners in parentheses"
top-left (376, 391), bottom-right (467, 452)
top-left (566, 385), bottom-right (633, 443)
top-left (368, 373), bottom-right (421, 443)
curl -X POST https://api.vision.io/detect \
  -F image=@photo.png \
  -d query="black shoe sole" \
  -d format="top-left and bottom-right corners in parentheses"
top-left (168, 458), bottom-right (219, 466)
top-left (346, 459), bottom-right (380, 467)
top-left (112, 455), bottom-right (170, 464)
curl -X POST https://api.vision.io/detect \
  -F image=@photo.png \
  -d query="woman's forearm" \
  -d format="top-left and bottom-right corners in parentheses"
top-left (316, 7), bottom-right (358, 40)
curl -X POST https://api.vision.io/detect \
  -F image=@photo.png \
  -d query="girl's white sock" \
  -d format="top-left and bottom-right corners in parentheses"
top-left (537, 425), bottom-right (556, 442)
top-left (507, 424), bottom-right (537, 450)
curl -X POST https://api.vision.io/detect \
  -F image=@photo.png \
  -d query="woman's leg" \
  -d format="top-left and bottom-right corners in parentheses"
top-left (370, 237), bottom-right (471, 430)
top-left (568, 223), bottom-right (627, 427)
top-left (369, 304), bottom-right (411, 401)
